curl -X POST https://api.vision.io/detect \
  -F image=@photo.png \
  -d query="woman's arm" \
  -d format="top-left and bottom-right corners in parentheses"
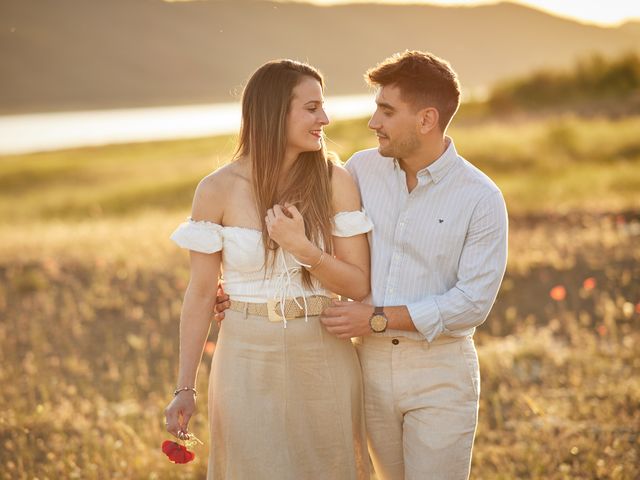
top-left (267, 165), bottom-right (371, 301)
top-left (175, 249), bottom-right (220, 394)
top-left (165, 173), bottom-right (224, 439)
top-left (176, 174), bottom-right (224, 388)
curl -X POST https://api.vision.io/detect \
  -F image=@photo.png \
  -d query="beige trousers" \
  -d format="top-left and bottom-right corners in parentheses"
top-left (354, 335), bottom-right (480, 480)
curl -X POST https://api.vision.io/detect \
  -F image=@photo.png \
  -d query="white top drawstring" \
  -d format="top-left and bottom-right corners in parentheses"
top-left (273, 249), bottom-right (309, 328)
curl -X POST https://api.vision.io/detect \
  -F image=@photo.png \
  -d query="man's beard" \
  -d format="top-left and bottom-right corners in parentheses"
top-left (379, 132), bottom-right (420, 159)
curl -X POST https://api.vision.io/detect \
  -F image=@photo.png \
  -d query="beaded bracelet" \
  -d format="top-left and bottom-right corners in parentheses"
top-left (174, 386), bottom-right (198, 397)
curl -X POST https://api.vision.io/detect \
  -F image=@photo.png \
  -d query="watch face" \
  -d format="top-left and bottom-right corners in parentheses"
top-left (370, 314), bottom-right (387, 332)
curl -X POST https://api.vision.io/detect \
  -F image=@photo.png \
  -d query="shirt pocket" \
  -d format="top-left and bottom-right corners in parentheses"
top-left (412, 216), bottom-right (465, 266)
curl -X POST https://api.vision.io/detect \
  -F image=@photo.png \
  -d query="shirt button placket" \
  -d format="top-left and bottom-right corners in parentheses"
top-left (386, 205), bottom-right (409, 302)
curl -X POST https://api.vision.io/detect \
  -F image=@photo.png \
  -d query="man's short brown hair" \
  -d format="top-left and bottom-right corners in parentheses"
top-left (366, 50), bottom-right (461, 131)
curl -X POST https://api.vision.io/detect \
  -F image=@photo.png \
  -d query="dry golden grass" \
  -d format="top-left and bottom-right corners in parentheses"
top-left (2, 213), bottom-right (638, 479)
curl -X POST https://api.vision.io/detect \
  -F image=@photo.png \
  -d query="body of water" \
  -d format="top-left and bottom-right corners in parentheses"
top-left (0, 95), bottom-right (375, 155)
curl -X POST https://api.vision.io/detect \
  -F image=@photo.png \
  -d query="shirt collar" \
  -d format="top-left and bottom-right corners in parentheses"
top-left (416, 136), bottom-right (459, 184)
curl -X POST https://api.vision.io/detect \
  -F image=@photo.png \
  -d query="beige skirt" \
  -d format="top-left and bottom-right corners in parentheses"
top-left (206, 308), bottom-right (369, 480)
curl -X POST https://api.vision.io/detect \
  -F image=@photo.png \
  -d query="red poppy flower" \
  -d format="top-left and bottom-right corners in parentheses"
top-left (162, 440), bottom-right (195, 464)
top-left (549, 285), bottom-right (566, 301)
top-left (582, 277), bottom-right (596, 290)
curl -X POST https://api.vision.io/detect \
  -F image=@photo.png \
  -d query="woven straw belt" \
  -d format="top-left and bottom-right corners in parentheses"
top-left (229, 295), bottom-right (334, 322)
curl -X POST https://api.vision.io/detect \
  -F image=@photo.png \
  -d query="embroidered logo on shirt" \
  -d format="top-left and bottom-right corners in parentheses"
top-left (438, 218), bottom-right (444, 223)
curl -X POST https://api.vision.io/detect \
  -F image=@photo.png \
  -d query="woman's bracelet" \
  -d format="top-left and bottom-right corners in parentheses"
top-left (307, 251), bottom-right (326, 271)
top-left (293, 249), bottom-right (326, 271)
top-left (174, 386), bottom-right (197, 397)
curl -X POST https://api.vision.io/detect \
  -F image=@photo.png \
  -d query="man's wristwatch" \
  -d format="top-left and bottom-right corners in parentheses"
top-left (369, 306), bottom-right (388, 333)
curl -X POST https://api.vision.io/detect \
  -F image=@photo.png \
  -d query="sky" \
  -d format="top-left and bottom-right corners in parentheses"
top-left (297, 0), bottom-right (640, 27)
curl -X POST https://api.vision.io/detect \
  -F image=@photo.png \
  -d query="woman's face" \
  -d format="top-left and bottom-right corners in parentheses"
top-left (285, 76), bottom-right (329, 156)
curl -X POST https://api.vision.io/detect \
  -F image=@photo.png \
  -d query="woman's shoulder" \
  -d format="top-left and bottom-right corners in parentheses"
top-left (199, 161), bottom-right (247, 192)
top-left (198, 160), bottom-right (249, 196)
top-left (330, 162), bottom-right (357, 189)
top-left (330, 162), bottom-right (361, 212)
top-left (192, 161), bottom-right (247, 222)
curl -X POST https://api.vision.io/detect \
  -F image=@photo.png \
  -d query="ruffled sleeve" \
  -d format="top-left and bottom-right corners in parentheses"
top-left (170, 217), bottom-right (224, 254)
top-left (332, 210), bottom-right (373, 237)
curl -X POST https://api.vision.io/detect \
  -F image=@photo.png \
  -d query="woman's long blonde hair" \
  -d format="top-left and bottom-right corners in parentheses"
top-left (234, 59), bottom-right (334, 287)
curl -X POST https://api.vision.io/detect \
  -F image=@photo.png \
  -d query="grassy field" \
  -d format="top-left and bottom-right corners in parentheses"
top-left (1, 115), bottom-right (639, 479)
top-left (2, 115), bottom-right (640, 222)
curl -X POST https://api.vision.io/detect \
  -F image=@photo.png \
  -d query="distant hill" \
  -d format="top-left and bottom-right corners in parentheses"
top-left (484, 53), bottom-right (640, 116)
top-left (1, 0), bottom-right (639, 114)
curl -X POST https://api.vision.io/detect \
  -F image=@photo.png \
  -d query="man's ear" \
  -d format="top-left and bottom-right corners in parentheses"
top-left (418, 107), bottom-right (439, 134)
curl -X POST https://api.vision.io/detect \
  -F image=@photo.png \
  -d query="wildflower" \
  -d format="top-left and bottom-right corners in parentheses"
top-left (162, 440), bottom-right (195, 464)
top-left (161, 432), bottom-right (203, 464)
top-left (596, 324), bottom-right (607, 337)
top-left (550, 285), bottom-right (566, 301)
top-left (582, 277), bottom-right (596, 291)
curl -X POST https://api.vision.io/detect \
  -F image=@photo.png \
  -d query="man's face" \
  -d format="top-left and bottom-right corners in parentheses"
top-left (368, 84), bottom-right (420, 159)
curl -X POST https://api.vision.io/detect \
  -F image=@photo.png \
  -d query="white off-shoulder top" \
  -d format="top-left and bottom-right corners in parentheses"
top-left (170, 211), bottom-right (373, 306)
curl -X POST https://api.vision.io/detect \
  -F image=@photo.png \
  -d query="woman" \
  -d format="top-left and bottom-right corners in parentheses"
top-left (164, 59), bottom-right (372, 479)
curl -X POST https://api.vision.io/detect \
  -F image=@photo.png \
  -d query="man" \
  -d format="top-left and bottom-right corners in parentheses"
top-left (318, 50), bottom-right (508, 479)
top-left (216, 50), bottom-right (508, 479)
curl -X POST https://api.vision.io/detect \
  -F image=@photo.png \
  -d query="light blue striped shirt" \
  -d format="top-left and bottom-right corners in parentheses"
top-left (345, 138), bottom-right (508, 342)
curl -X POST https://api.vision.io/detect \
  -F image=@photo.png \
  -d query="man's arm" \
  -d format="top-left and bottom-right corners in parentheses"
top-left (320, 302), bottom-right (414, 339)
top-left (321, 190), bottom-right (508, 341)
top-left (407, 189), bottom-right (508, 342)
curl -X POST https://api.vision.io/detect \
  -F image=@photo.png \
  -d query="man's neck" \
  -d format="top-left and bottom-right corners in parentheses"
top-left (398, 136), bottom-right (448, 189)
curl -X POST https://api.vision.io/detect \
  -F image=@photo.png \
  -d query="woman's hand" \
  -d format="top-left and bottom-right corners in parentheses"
top-left (164, 392), bottom-right (196, 440)
top-left (265, 203), bottom-right (313, 257)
